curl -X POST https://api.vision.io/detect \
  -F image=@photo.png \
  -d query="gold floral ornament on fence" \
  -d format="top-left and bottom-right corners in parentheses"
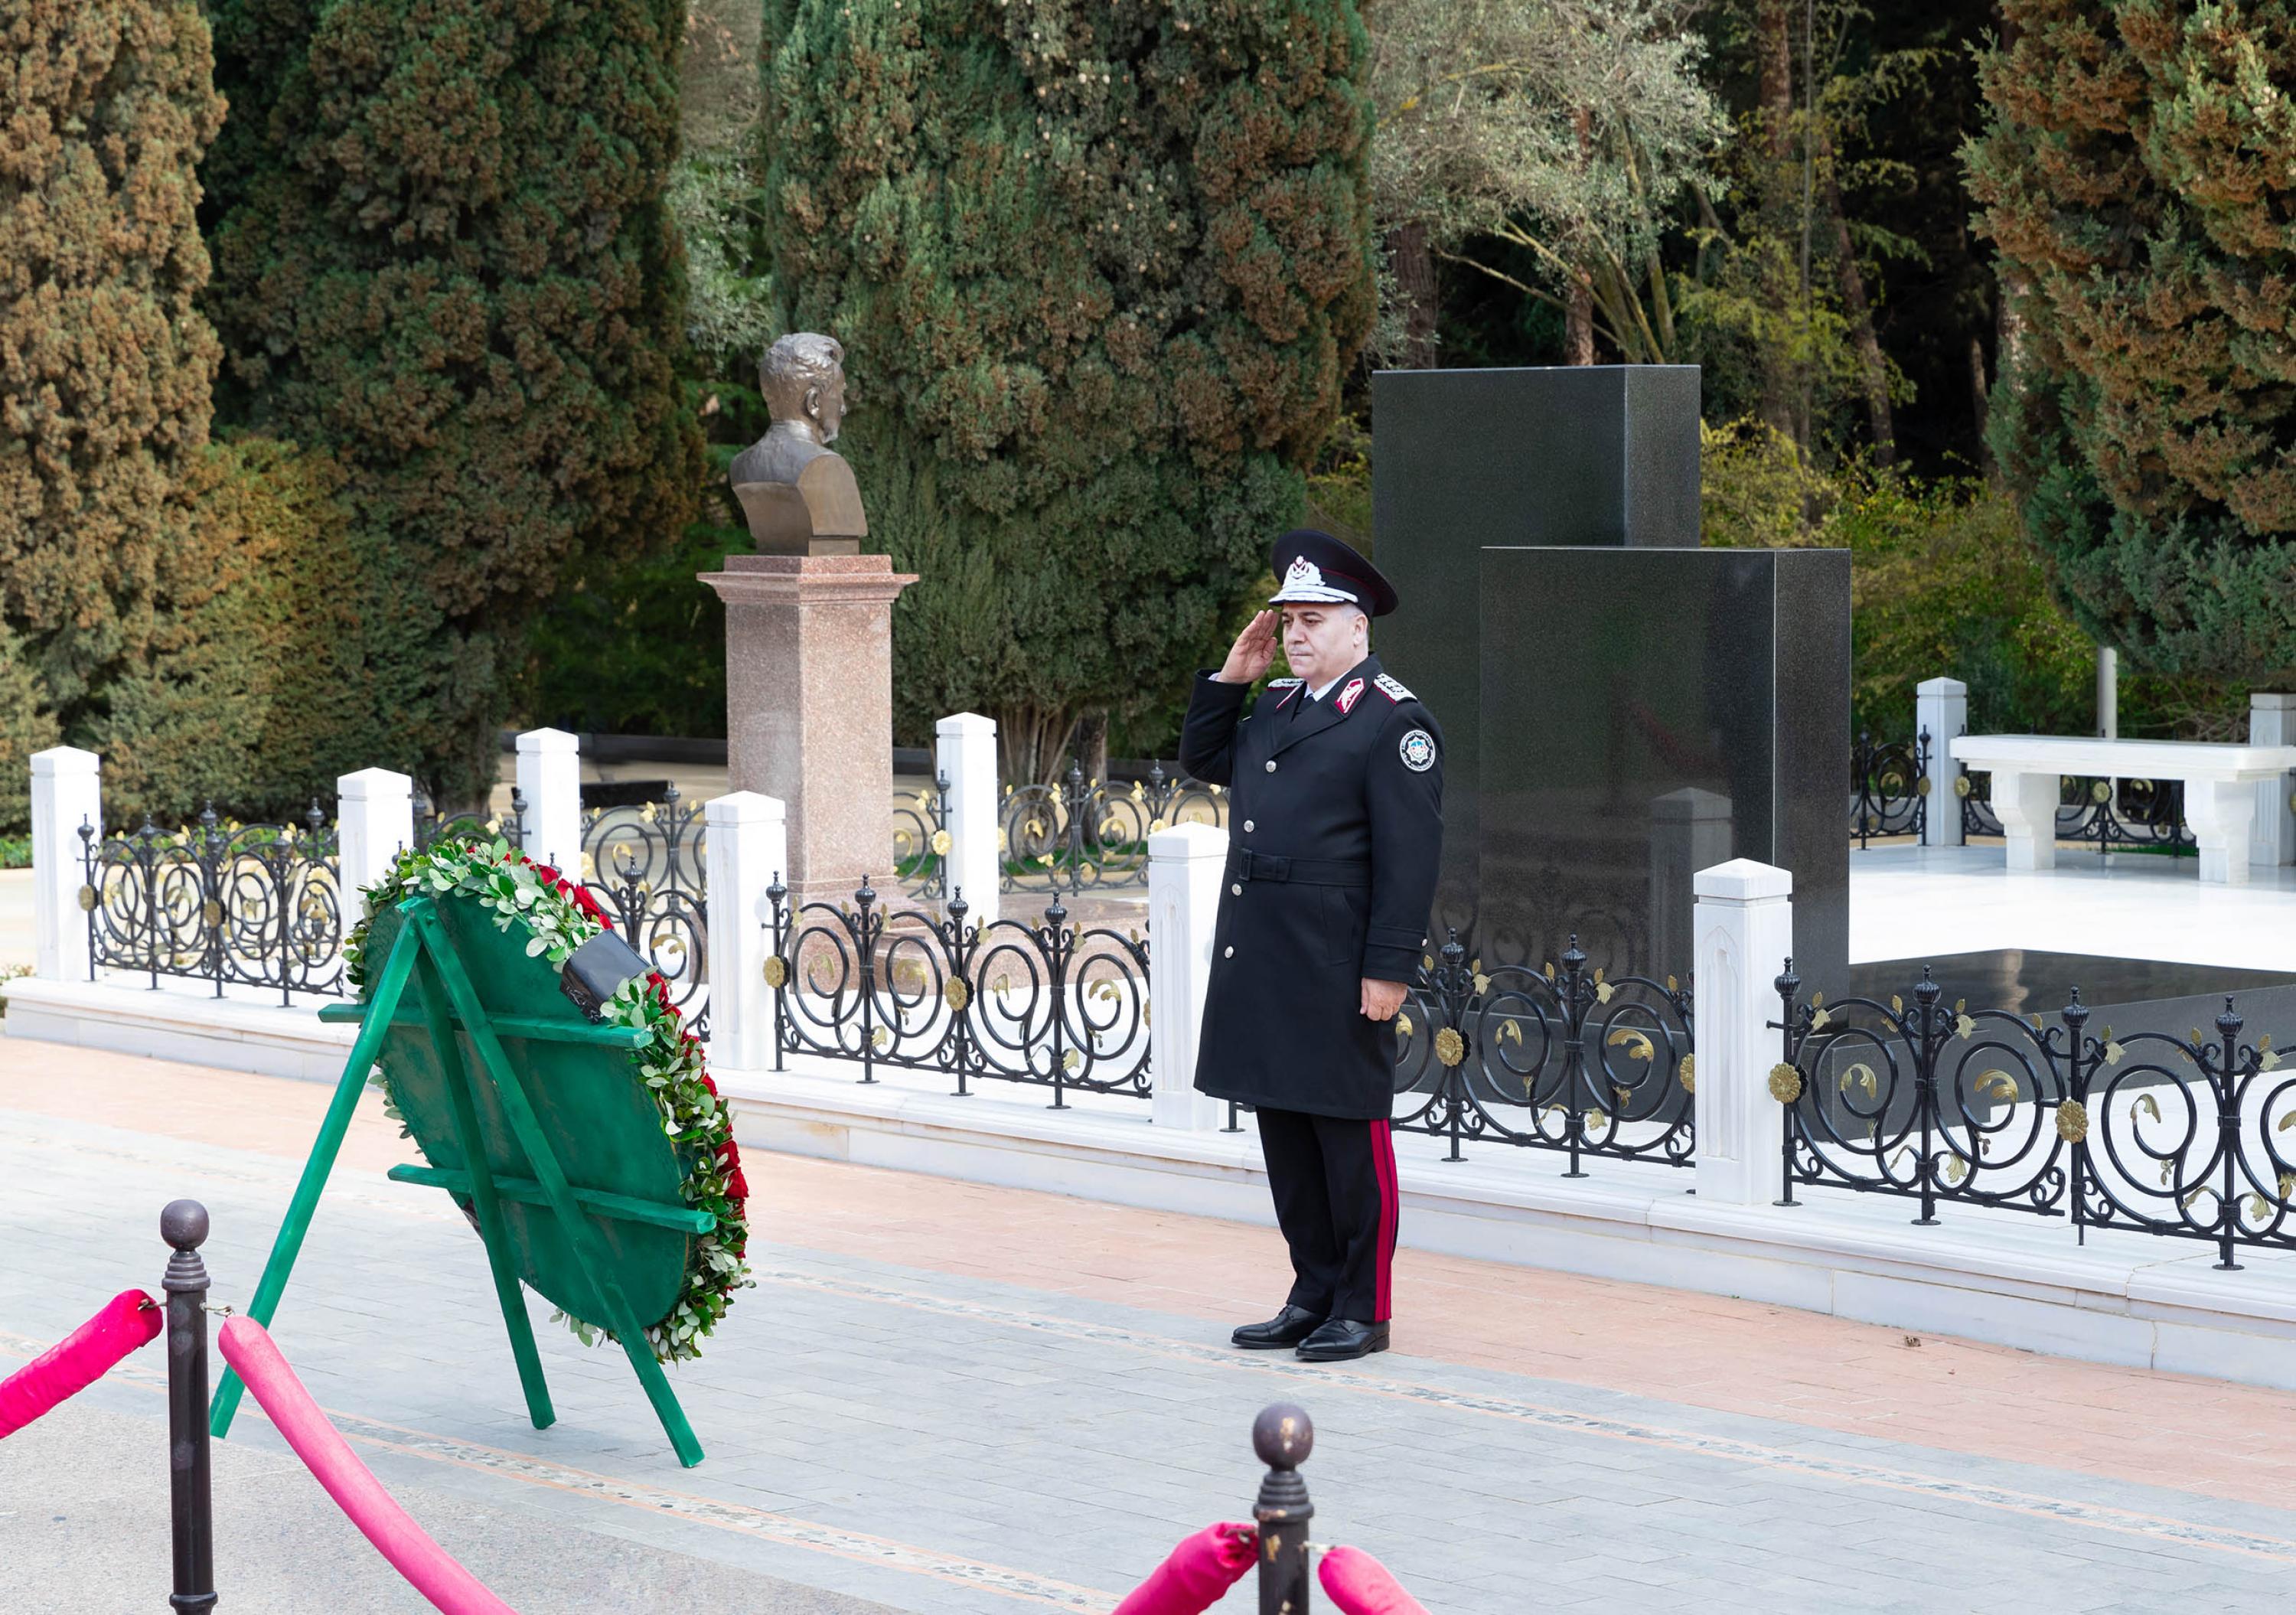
top-left (1433, 1027), bottom-right (1465, 1067)
top-left (1678, 1053), bottom-right (1695, 1093)
top-left (2055, 1099), bottom-right (2088, 1143)
top-left (1975, 1069), bottom-right (2018, 1104)
top-left (1768, 1062), bottom-right (1803, 1104)
top-left (1606, 1026), bottom-right (1655, 1063)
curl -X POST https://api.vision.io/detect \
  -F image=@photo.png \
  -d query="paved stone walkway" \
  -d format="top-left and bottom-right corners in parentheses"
top-left (8, 1040), bottom-right (2296, 1612)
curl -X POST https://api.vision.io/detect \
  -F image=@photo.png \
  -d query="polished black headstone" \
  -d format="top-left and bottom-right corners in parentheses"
top-left (1476, 547), bottom-right (1851, 987)
top-left (1374, 365), bottom-right (1702, 938)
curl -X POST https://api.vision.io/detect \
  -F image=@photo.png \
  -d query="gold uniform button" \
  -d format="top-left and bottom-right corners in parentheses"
top-left (1265, 760), bottom-right (1277, 772)
top-left (1231, 883), bottom-right (1242, 896)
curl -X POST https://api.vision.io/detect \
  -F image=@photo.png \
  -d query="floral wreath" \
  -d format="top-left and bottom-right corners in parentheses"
top-left (344, 836), bottom-right (751, 1363)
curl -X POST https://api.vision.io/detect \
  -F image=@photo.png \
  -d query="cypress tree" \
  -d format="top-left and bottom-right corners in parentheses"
top-left (202, 0), bottom-right (703, 800)
top-left (0, 0), bottom-right (223, 745)
top-left (758, 0), bottom-right (1377, 772)
top-left (1968, 2), bottom-right (2296, 683)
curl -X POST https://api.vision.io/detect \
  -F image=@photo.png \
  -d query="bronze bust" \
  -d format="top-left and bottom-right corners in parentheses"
top-left (729, 332), bottom-right (868, 556)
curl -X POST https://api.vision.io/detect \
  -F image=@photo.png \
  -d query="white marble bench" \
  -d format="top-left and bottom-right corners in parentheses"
top-left (1949, 735), bottom-right (2296, 885)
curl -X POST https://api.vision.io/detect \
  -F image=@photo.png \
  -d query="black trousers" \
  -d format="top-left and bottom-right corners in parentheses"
top-left (1255, 1107), bottom-right (1399, 1323)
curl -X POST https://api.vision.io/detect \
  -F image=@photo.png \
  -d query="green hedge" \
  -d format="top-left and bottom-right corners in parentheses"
top-left (88, 436), bottom-right (364, 830)
top-left (1701, 420), bottom-right (2242, 742)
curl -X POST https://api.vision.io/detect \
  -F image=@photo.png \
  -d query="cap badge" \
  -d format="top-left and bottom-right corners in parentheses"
top-left (1336, 677), bottom-right (1365, 714)
top-left (1283, 556), bottom-right (1323, 592)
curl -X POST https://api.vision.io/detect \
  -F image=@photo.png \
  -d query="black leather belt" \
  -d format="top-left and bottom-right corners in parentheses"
top-left (1229, 849), bottom-right (1370, 888)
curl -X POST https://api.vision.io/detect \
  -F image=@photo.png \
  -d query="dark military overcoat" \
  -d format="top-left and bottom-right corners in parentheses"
top-left (1177, 653), bottom-right (1443, 1119)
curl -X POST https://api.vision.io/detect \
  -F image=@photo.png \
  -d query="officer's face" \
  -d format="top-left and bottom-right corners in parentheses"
top-left (1280, 604), bottom-right (1366, 687)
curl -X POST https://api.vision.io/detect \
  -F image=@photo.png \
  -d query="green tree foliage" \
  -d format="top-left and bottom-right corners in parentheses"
top-left (1703, 425), bottom-right (2232, 739)
top-left (93, 436), bottom-right (365, 824)
top-left (201, 0), bottom-right (703, 801)
top-left (758, 0), bottom-right (1378, 775)
top-left (523, 0), bottom-right (770, 743)
top-left (0, 625), bottom-right (58, 836)
top-left (1968, 2), bottom-right (2296, 686)
top-left (1365, 0), bottom-right (1724, 364)
top-left (0, 0), bottom-right (223, 738)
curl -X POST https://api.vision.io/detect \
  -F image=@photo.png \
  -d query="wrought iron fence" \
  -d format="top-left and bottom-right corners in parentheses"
top-left (80, 803), bottom-right (347, 1003)
top-left (1395, 931), bottom-right (1694, 1170)
top-left (1955, 752), bottom-right (2193, 855)
top-left (1850, 729), bottom-right (1928, 848)
top-left (765, 876), bottom-right (1151, 1104)
top-left (581, 784), bottom-right (709, 1036)
top-left (412, 785), bottom-right (524, 852)
top-left (892, 771), bottom-right (951, 900)
top-left (1002, 760), bottom-right (1226, 896)
top-left (1774, 963), bottom-right (2296, 1266)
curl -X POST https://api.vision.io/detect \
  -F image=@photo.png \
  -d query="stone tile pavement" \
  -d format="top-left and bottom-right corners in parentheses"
top-left (7, 1040), bottom-right (2296, 1612)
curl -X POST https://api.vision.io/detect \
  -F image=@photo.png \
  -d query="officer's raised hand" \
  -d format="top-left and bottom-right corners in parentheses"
top-left (1215, 610), bottom-right (1277, 685)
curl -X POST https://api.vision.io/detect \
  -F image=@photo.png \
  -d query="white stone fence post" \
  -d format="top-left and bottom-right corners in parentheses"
top-left (1146, 821), bottom-right (1228, 1130)
top-left (1691, 859), bottom-right (1795, 1206)
top-left (2250, 693), bottom-right (2296, 869)
top-left (516, 726), bottom-right (582, 876)
top-left (29, 746), bottom-right (102, 983)
top-left (335, 768), bottom-right (413, 902)
top-left (935, 712), bottom-right (1000, 925)
top-left (1916, 676), bottom-right (1967, 848)
top-left (704, 791), bottom-right (787, 1073)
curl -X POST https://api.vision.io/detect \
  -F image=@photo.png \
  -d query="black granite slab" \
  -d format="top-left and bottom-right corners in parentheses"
top-left (1841, 949), bottom-right (2296, 1048)
top-left (1372, 365), bottom-right (1702, 945)
top-left (1474, 547), bottom-right (1851, 987)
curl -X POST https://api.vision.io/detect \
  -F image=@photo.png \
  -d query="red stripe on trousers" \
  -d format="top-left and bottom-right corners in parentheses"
top-left (1369, 1117), bottom-right (1397, 1321)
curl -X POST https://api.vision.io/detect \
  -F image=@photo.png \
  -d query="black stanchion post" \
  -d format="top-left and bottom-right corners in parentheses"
top-left (1252, 1402), bottom-right (1313, 1614)
top-left (161, 1199), bottom-right (218, 1613)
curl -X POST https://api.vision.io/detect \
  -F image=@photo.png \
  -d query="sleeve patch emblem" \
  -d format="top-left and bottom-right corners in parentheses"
top-left (1399, 729), bottom-right (1437, 772)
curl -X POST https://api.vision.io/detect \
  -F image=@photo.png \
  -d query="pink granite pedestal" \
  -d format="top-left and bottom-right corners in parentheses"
top-left (698, 553), bottom-right (918, 908)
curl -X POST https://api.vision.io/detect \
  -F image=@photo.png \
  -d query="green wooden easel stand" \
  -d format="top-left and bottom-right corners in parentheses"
top-left (207, 895), bottom-right (709, 1467)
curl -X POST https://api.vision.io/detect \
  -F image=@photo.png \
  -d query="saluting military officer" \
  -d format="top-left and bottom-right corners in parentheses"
top-left (1179, 528), bottom-right (1443, 1362)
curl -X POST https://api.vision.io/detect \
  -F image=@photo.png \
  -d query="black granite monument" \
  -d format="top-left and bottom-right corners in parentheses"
top-left (1373, 363), bottom-right (1852, 987)
top-left (1477, 547), bottom-right (1850, 985)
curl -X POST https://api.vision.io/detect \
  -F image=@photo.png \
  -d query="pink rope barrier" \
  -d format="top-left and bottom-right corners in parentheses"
top-left (1110, 1522), bottom-right (1256, 1614)
top-left (1319, 1545), bottom-right (1430, 1615)
top-left (217, 1317), bottom-right (517, 1615)
top-left (0, 1289), bottom-right (161, 1439)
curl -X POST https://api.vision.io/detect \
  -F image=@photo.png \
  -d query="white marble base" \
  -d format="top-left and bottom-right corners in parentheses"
top-left (2, 974), bottom-right (355, 1082)
top-left (1848, 843), bottom-right (2296, 971)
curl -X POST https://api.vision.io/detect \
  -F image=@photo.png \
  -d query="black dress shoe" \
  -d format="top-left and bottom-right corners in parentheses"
top-left (1296, 1318), bottom-right (1390, 1362)
top-left (1231, 1304), bottom-right (1326, 1349)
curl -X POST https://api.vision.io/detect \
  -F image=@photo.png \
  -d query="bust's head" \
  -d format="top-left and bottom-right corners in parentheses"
top-left (759, 333), bottom-right (847, 445)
